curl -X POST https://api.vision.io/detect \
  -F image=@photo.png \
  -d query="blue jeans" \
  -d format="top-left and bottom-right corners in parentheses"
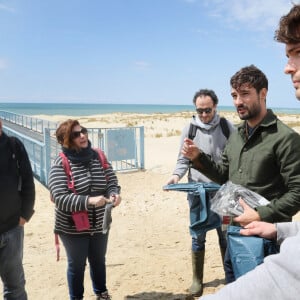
top-left (188, 193), bottom-right (227, 252)
top-left (60, 233), bottom-right (109, 300)
top-left (191, 225), bottom-right (227, 252)
top-left (0, 226), bottom-right (27, 300)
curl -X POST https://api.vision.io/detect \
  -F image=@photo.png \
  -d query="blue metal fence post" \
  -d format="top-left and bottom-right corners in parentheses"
top-left (140, 126), bottom-right (144, 169)
top-left (44, 128), bottom-right (51, 186)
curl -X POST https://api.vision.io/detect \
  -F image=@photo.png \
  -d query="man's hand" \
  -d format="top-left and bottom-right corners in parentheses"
top-left (165, 175), bottom-right (180, 185)
top-left (233, 198), bottom-right (260, 227)
top-left (181, 138), bottom-right (201, 161)
top-left (240, 221), bottom-right (277, 240)
top-left (19, 217), bottom-right (27, 226)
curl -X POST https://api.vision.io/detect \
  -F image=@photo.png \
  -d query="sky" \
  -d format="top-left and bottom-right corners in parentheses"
top-left (0, 0), bottom-right (299, 108)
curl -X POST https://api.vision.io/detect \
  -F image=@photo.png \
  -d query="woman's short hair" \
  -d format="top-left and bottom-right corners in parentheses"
top-left (55, 119), bottom-right (80, 149)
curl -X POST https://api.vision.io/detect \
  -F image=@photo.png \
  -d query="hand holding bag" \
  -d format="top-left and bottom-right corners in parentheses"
top-left (227, 225), bottom-right (280, 279)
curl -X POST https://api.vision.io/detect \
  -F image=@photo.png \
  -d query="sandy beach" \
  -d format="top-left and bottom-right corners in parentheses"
top-left (10, 111), bottom-right (300, 300)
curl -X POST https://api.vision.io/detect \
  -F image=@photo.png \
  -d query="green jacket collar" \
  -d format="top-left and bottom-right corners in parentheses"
top-left (237, 109), bottom-right (277, 137)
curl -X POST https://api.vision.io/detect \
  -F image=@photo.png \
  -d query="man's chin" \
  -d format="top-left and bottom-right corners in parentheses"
top-left (238, 113), bottom-right (248, 120)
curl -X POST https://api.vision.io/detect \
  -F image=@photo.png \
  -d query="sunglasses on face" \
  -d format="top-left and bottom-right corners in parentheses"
top-left (196, 107), bottom-right (213, 115)
top-left (71, 127), bottom-right (88, 139)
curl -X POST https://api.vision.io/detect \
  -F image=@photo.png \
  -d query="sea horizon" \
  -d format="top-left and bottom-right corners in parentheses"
top-left (0, 102), bottom-right (300, 116)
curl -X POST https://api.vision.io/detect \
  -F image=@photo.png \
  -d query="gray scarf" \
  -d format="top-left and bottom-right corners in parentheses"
top-left (194, 112), bottom-right (220, 131)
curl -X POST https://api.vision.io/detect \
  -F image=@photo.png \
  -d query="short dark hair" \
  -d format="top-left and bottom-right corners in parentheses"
top-left (192, 89), bottom-right (219, 105)
top-left (230, 65), bottom-right (268, 94)
top-left (275, 4), bottom-right (300, 44)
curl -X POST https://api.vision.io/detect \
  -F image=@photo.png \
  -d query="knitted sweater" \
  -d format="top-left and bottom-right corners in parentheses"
top-left (48, 150), bottom-right (120, 235)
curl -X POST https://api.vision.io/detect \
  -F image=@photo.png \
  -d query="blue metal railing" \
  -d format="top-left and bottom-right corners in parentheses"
top-left (0, 110), bottom-right (57, 133)
top-left (1, 111), bottom-right (145, 187)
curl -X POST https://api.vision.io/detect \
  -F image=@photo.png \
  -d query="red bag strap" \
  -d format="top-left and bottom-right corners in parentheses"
top-left (93, 148), bottom-right (109, 169)
top-left (59, 152), bottom-right (76, 192)
top-left (55, 152), bottom-right (76, 262)
top-left (93, 148), bottom-right (109, 182)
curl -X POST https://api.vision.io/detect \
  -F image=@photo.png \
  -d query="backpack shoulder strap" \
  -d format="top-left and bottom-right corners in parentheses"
top-left (220, 117), bottom-right (230, 139)
top-left (188, 118), bottom-right (230, 140)
top-left (93, 148), bottom-right (109, 182)
top-left (188, 123), bottom-right (198, 140)
top-left (94, 148), bottom-right (109, 170)
top-left (59, 152), bottom-right (76, 192)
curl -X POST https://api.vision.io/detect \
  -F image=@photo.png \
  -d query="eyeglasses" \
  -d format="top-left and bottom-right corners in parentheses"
top-left (196, 107), bottom-right (213, 115)
top-left (71, 127), bottom-right (88, 139)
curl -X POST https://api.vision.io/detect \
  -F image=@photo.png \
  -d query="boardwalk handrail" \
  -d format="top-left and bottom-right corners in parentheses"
top-left (2, 111), bottom-right (145, 187)
top-left (0, 110), bottom-right (58, 133)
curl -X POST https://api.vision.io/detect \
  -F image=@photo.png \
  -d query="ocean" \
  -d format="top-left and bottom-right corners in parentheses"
top-left (0, 102), bottom-right (300, 116)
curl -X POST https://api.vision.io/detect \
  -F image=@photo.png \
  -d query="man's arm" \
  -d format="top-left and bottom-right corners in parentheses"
top-left (18, 140), bottom-right (35, 222)
top-left (257, 130), bottom-right (300, 222)
top-left (182, 138), bottom-right (229, 184)
top-left (200, 224), bottom-right (300, 299)
top-left (166, 127), bottom-right (191, 185)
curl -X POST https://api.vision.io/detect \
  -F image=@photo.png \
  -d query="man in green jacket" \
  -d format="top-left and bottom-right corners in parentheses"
top-left (181, 64), bottom-right (300, 283)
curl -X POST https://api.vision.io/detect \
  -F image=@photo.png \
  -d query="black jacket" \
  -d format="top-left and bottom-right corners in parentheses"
top-left (0, 132), bottom-right (35, 234)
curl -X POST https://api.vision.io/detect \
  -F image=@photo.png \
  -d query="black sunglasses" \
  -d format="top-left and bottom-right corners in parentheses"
top-left (196, 107), bottom-right (213, 114)
top-left (71, 127), bottom-right (88, 139)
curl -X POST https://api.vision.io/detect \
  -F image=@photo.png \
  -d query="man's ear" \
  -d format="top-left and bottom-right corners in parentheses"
top-left (260, 88), bottom-right (268, 101)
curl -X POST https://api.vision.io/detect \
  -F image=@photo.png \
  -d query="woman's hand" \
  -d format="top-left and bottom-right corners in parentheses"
top-left (88, 195), bottom-right (109, 207)
top-left (110, 194), bottom-right (121, 207)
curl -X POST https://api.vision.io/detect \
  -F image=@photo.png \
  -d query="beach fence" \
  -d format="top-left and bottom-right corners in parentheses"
top-left (0, 111), bottom-right (145, 187)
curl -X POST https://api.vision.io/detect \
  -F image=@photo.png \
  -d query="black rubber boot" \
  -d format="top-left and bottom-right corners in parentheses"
top-left (189, 250), bottom-right (205, 296)
top-left (220, 246), bottom-right (226, 268)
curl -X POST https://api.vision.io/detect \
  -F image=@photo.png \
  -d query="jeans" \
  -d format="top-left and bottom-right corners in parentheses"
top-left (0, 226), bottom-right (27, 300)
top-left (188, 193), bottom-right (227, 252)
top-left (60, 233), bottom-right (109, 300)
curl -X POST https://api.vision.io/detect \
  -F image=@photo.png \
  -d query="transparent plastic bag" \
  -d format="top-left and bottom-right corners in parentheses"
top-left (210, 181), bottom-right (270, 217)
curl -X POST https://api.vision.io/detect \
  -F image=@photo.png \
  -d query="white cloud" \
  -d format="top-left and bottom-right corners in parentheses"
top-left (200, 0), bottom-right (293, 31)
top-left (0, 3), bottom-right (15, 13)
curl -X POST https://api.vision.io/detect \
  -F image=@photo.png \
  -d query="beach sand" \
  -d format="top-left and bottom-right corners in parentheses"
top-left (12, 111), bottom-right (300, 299)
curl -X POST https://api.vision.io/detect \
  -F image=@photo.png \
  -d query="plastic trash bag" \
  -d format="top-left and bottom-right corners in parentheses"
top-left (163, 182), bottom-right (221, 236)
top-left (210, 181), bottom-right (270, 217)
top-left (227, 225), bottom-right (280, 279)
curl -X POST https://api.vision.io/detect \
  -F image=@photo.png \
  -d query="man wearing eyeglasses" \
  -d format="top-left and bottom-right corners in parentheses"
top-left (182, 65), bottom-right (300, 287)
top-left (193, 5), bottom-right (300, 300)
top-left (166, 89), bottom-right (235, 296)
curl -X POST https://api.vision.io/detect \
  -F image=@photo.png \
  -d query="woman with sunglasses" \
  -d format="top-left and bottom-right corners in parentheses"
top-left (48, 119), bottom-right (121, 300)
top-left (166, 89), bottom-right (235, 297)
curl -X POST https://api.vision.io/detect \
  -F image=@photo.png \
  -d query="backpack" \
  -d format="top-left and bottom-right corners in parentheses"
top-left (9, 136), bottom-right (22, 191)
top-left (51, 148), bottom-right (109, 261)
top-left (188, 117), bottom-right (230, 140)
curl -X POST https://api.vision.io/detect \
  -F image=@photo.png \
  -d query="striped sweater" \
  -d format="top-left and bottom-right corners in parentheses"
top-left (48, 152), bottom-right (120, 235)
